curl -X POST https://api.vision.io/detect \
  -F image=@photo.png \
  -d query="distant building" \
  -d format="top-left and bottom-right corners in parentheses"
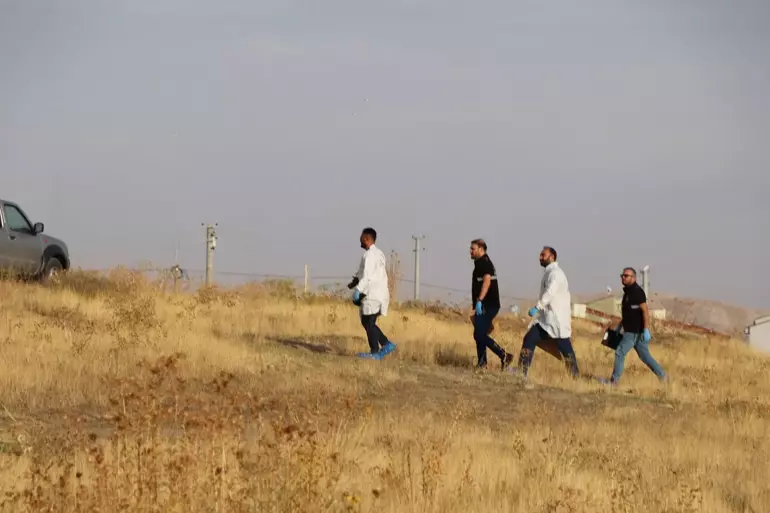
top-left (580, 294), bottom-right (667, 323)
top-left (745, 316), bottom-right (770, 354)
top-left (571, 303), bottom-right (586, 318)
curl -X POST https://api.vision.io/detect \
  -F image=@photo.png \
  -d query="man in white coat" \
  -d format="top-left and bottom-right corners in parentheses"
top-left (347, 227), bottom-right (396, 360)
top-left (515, 246), bottom-right (580, 378)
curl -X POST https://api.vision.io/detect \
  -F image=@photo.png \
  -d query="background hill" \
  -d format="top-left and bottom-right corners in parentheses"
top-left (570, 291), bottom-right (769, 336)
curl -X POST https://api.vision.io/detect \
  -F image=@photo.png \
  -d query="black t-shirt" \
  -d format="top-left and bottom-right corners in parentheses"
top-left (472, 255), bottom-right (500, 309)
top-left (621, 283), bottom-right (647, 333)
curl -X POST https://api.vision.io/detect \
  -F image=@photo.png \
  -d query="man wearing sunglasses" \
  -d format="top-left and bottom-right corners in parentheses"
top-left (599, 267), bottom-right (667, 385)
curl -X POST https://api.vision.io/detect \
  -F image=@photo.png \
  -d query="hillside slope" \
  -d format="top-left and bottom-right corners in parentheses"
top-left (572, 290), bottom-right (768, 336)
top-left (650, 292), bottom-right (768, 335)
top-left (0, 269), bottom-right (768, 512)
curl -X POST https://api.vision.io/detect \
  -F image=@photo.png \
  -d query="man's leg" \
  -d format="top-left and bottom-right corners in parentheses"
top-left (371, 314), bottom-right (391, 349)
top-left (610, 332), bottom-right (637, 383)
top-left (518, 324), bottom-right (548, 376)
top-left (473, 307), bottom-right (510, 369)
top-left (536, 339), bottom-right (564, 361)
top-left (360, 313), bottom-right (382, 354)
top-left (485, 308), bottom-right (513, 368)
top-left (634, 337), bottom-right (666, 380)
top-left (473, 311), bottom-right (493, 367)
top-left (554, 338), bottom-right (580, 377)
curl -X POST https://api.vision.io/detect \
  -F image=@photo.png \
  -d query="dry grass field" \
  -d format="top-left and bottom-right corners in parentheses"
top-left (0, 268), bottom-right (769, 512)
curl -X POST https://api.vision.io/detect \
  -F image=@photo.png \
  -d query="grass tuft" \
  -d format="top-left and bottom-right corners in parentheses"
top-left (0, 269), bottom-right (767, 511)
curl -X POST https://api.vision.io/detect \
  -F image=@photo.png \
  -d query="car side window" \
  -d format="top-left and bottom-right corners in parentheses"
top-left (2, 205), bottom-right (33, 234)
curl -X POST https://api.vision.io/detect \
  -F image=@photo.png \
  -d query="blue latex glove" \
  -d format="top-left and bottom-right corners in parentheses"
top-left (642, 328), bottom-right (651, 342)
top-left (474, 301), bottom-right (483, 316)
top-left (352, 289), bottom-right (360, 302)
top-left (528, 307), bottom-right (539, 317)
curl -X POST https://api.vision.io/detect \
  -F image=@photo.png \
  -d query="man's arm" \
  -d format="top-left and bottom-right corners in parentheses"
top-left (635, 286), bottom-right (650, 331)
top-left (535, 270), bottom-right (562, 310)
top-left (355, 252), bottom-right (374, 295)
top-left (640, 301), bottom-right (650, 330)
top-left (478, 274), bottom-right (492, 302)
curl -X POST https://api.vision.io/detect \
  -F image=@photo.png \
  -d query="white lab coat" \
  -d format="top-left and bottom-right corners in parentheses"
top-left (354, 244), bottom-right (390, 316)
top-left (534, 261), bottom-right (572, 339)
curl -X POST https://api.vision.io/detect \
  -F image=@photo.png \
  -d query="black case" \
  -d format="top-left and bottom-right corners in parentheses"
top-left (601, 328), bottom-right (623, 350)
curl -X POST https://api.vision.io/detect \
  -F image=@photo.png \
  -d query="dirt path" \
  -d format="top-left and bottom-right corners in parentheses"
top-left (0, 338), bottom-right (684, 448)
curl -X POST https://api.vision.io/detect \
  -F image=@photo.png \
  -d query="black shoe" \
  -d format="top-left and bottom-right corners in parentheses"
top-left (501, 352), bottom-right (514, 370)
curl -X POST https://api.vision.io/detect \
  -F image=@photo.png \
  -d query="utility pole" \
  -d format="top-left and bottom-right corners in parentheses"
top-left (202, 223), bottom-right (217, 287)
top-left (412, 235), bottom-right (426, 301)
top-left (304, 264), bottom-right (309, 293)
top-left (173, 239), bottom-right (181, 294)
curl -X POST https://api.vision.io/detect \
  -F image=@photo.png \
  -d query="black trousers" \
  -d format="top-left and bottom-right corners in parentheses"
top-left (473, 306), bottom-right (506, 367)
top-left (360, 312), bottom-right (390, 353)
top-left (518, 324), bottom-right (580, 377)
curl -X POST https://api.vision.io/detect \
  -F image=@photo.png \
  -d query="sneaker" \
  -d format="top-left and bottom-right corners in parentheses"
top-left (357, 351), bottom-right (380, 359)
top-left (378, 342), bottom-right (397, 358)
top-left (597, 377), bottom-right (618, 387)
top-left (501, 352), bottom-right (514, 370)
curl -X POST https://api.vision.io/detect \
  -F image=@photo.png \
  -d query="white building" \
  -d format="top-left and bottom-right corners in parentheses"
top-left (745, 316), bottom-right (770, 354)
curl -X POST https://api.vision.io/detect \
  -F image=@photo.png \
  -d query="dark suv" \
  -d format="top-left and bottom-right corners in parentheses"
top-left (0, 198), bottom-right (70, 281)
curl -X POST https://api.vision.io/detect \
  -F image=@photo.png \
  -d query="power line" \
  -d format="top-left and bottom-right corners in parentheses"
top-left (82, 266), bottom-right (528, 301)
top-left (399, 279), bottom-right (528, 301)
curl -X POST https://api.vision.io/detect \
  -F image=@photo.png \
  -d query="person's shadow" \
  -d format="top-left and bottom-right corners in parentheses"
top-left (264, 336), bottom-right (350, 356)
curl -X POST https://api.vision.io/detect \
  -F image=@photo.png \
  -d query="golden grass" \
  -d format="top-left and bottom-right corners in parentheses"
top-left (0, 268), bottom-right (768, 512)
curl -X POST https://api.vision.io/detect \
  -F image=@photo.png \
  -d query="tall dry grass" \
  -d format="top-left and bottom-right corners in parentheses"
top-left (0, 268), bottom-right (768, 512)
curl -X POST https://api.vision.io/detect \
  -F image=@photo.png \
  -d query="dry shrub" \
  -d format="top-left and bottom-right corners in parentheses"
top-left (0, 268), bottom-right (768, 512)
top-left (0, 354), bottom-right (354, 512)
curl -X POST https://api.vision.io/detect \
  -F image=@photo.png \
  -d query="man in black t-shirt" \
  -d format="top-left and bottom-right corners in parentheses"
top-left (599, 267), bottom-right (667, 385)
top-left (470, 239), bottom-right (514, 370)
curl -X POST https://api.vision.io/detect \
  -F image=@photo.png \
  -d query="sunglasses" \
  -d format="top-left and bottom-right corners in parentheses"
top-left (620, 274), bottom-right (633, 278)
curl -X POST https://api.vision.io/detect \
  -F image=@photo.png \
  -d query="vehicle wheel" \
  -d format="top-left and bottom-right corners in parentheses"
top-left (40, 258), bottom-right (63, 284)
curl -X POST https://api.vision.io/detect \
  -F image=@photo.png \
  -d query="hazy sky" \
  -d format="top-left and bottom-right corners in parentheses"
top-left (1, 0), bottom-right (768, 309)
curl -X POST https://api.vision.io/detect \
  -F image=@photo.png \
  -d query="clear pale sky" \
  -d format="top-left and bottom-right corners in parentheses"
top-left (1, 1), bottom-right (768, 309)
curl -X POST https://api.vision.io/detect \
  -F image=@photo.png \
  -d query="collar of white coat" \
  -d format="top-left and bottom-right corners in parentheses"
top-left (544, 261), bottom-right (559, 271)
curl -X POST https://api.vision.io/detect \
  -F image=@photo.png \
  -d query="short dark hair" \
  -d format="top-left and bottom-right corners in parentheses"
top-left (362, 227), bottom-right (377, 241)
top-left (543, 246), bottom-right (557, 260)
top-left (471, 238), bottom-right (487, 251)
top-left (623, 267), bottom-right (636, 276)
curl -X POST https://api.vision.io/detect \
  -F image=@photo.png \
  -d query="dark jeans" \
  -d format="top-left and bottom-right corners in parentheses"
top-left (518, 324), bottom-right (580, 377)
top-left (473, 306), bottom-right (506, 367)
top-left (360, 312), bottom-right (390, 353)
